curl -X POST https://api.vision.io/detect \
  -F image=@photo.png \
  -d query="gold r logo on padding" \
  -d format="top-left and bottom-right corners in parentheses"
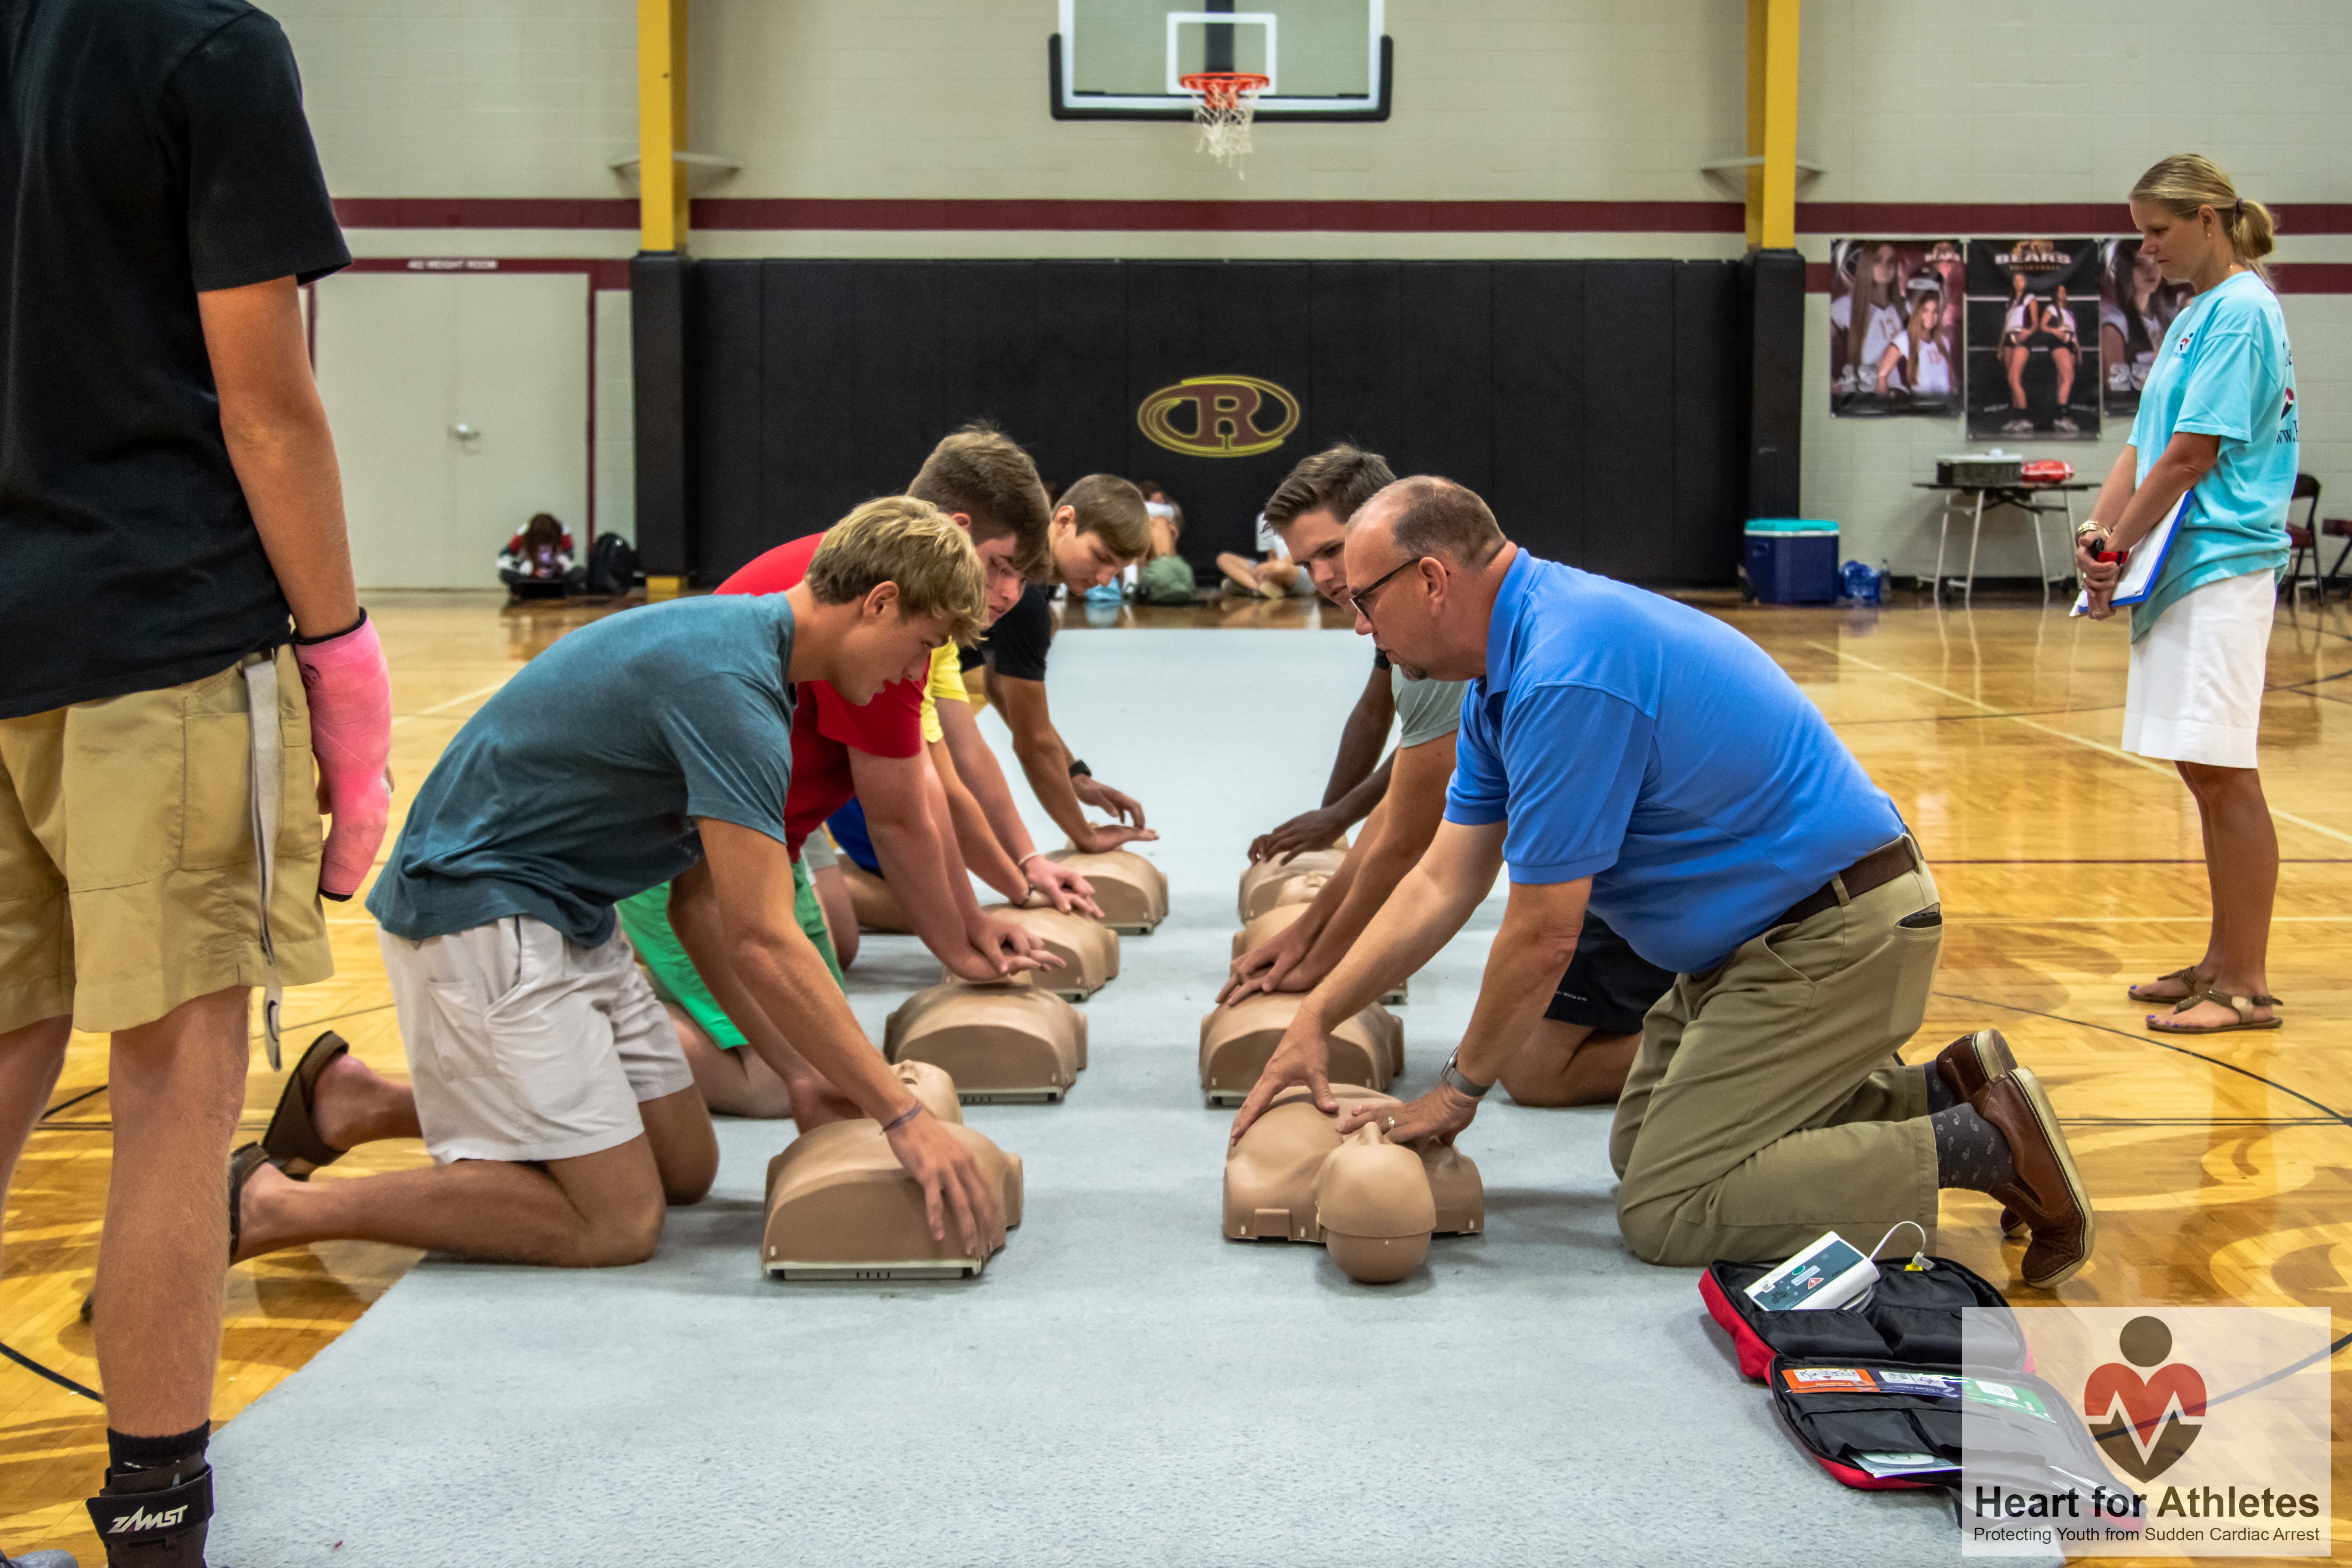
top-left (1136, 375), bottom-right (1301, 457)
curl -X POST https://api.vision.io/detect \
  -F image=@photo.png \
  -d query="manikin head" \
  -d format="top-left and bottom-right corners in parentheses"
top-left (2129, 153), bottom-right (2275, 291)
top-left (1342, 477), bottom-right (1511, 683)
top-left (1261, 443), bottom-right (1398, 604)
top-left (909, 422), bottom-right (1054, 624)
top-left (1047, 474), bottom-right (1152, 590)
top-left (800, 497), bottom-right (986, 702)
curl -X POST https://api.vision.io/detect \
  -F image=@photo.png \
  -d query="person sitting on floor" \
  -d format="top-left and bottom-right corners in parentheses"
top-left (1229, 476), bottom-right (2096, 1290)
top-left (1217, 508), bottom-right (1308, 599)
top-left (496, 512), bottom-right (585, 599)
top-left (1131, 485), bottom-right (1197, 604)
top-left (1223, 445), bottom-right (1671, 1107)
top-left (232, 499), bottom-right (1013, 1276)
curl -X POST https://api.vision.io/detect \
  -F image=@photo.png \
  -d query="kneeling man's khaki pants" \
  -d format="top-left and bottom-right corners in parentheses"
top-left (1609, 842), bottom-right (1940, 1267)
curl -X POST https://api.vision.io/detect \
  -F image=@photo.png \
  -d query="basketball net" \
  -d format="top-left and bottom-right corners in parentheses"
top-left (1180, 73), bottom-right (1269, 175)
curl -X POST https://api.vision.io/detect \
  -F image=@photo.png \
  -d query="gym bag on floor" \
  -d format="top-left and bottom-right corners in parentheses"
top-left (1135, 554), bottom-right (1196, 604)
top-left (1700, 1256), bottom-right (2027, 1380)
top-left (587, 532), bottom-right (639, 596)
top-left (1766, 1354), bottom-right (2130, 1517)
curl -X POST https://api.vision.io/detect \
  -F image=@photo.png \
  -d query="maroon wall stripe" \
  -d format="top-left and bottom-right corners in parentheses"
top-left (334, 198), bottom-right (638, 229)
top-left (334, 195), bottom-right (2352, 236)
top-left (2277, 262), bottom-right (2352, 294)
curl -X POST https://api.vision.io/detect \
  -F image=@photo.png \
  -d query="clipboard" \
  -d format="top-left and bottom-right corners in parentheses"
top-left (2072, 490), bottom-right (2190, 616)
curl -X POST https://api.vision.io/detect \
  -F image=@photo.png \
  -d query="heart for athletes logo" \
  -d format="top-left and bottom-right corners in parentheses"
top-left (2083, 1315), bottom-right (2207, 1482)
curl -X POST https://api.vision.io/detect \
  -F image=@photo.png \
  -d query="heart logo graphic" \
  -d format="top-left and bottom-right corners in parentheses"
top-left (2084, 1315), bottom-right (2207, 1481)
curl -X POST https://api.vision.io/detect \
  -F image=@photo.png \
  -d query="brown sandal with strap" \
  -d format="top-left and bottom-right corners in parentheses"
top-left (262, 1031), bottom-right (352, 1179)
top-left (2147, 989), bottom-right (2281, 1036)
top-left (2129, 966), bottom-right (2280, 1007)
top-left (2130, 966), bottom-right (2280, 1007)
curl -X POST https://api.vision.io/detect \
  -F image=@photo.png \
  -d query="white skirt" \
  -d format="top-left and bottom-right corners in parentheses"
top-left (2120, 568), bottom-right (2275, 768)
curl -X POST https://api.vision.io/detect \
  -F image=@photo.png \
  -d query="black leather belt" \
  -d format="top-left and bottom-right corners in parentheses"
top-left (1775, 838), bottom-right (1920, 928)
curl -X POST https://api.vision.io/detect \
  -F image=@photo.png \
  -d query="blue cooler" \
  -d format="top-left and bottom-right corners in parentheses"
top-left (1744, 519), bottom-right (1840, 605)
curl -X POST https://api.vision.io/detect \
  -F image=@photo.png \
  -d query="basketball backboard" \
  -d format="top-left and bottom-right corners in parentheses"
top-left (1049, 0), bottom-right (1391, 120)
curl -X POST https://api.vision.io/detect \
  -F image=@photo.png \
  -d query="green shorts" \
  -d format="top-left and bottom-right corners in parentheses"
top-left (615, 857), bottom-right (843, 1050)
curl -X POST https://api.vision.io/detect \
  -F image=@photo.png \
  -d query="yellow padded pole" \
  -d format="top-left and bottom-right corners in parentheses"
top-left (1744, 0), bottom-right (1766, 248)
top-left (1753, 0), bottom-right (1800, 250)
top-left (637, 0), bottom-right (688, 252)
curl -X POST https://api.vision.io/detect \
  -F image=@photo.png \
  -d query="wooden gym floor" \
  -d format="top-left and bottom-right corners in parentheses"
top-left (4, 584), bottom-right (2349, 1563)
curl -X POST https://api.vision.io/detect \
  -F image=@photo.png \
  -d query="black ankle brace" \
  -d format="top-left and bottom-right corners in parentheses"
top-left (87, 1466), bottom-right (210, 1555)
top-left (91, 1428), bottom-right (212, 1564)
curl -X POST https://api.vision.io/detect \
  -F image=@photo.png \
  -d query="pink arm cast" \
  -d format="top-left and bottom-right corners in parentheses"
top-left (294, 612), bottom-right (393, 900)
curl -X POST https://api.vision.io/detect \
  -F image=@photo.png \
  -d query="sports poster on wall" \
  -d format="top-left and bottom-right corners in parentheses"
top-left (1828, 239), bottom-right (1964, 417)
top-left (2098, 238), bottom-right (2194, 417)
top-left (1965, 238), bottom-right (2102, 440)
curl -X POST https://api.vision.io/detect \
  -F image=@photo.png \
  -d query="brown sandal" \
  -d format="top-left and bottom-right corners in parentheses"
top-left (2129, 966), bottom-right (2280, 1008)
top-left (227, 1142), bottom-right (274, 1262)
top-left (262, 1031), bottom-right (351, 1179)
top-left (2147, 989), bottom-right (2281, 1036)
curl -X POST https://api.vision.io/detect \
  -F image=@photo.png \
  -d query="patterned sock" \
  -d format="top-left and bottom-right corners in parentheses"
top-left (1921, 1062), bottom-right (1956, 1115)
top-left (1931, 1104), bottom-right (2016, 1193)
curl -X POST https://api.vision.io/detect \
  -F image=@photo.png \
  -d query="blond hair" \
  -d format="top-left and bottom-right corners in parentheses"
top-left (805, 495), bottom-right (987, 641)
top-left (1057, 473), bottom-right (1151, 561)
top-left (908, 421), bottom-right (1054, 581)
top-left (2130, 154), bottom-right (2277, 284)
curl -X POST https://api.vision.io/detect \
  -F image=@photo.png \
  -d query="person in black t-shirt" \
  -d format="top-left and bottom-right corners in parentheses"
top-left (958, 475), bottom-right (1158, 854)
top-left (0, 4), bottom-right (384, 1562)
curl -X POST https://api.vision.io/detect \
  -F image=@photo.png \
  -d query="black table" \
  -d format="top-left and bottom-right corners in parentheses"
top-left (1915, 481), bottom-right (2098, 604)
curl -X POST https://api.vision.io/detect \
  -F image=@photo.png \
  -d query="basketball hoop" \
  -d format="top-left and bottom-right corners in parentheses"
top-left (1179, 72), bottom-right (1270, 173)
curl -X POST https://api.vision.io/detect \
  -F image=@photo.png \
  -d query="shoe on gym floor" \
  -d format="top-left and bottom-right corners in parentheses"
top-left (1935, 1029), bottom-right (2025, 1237)
top-left (1932, 1027), bottom-right (2014, 1103)
top-left (1971, 1066), bottom-right (2096, 1290)
top-left (3, 1544), bottom-right (81, 1566)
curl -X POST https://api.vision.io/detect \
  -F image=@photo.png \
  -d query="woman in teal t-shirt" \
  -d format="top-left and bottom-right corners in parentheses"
top-left (2075, 155), bottom-right (2296, 1038)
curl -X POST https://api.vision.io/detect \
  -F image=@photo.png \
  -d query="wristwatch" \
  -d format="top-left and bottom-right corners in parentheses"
top-left (1438, 1047), bottom-right (1492, 1100)
top-left (1068, 759), bottom-right (1092, 779)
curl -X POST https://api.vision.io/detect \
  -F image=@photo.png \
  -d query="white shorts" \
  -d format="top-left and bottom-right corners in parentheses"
top-left (377, 916), bottom-right (695, 1165)
top-left (2120, 569), bottom-right (2276, 769)
top-left (800, 826), bottom-right (838, 873)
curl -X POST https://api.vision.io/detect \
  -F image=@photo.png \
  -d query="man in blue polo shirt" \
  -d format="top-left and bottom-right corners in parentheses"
top-left (1229, 477), bottom-right (2096, 1289)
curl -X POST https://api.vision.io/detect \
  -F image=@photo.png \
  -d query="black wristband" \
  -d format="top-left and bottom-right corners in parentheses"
top-left (292, 607), bottom-right (368, 646)
top-left (1068, 759), bottom-right (1092, 779)
top-left (1439, 1048), bottom-right (1492, 1100)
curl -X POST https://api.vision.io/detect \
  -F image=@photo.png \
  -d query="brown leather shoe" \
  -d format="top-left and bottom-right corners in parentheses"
top-left (1971, 1067), bottom-right (2095, 1289)
top-left (1933, 1027), bottom-right (2014, 1102)
top-left (1934, 1029), bottom-right (2025, 1238)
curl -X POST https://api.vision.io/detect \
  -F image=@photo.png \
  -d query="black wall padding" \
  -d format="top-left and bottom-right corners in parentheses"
top-left (682, 259), bottom-right (1757, 587)
top-left (629, 253), bottom-right (693, 574)
top-left (1742, 249), bottom-right (1807, 523)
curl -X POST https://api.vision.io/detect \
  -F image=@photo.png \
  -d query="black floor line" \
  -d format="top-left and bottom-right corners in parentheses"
top-left (38, 1082), bottom-right (106, 1119)
top-left (1, 1336), bottom-right (100, 1401)
top-left (1937, 990), bottom-right (2350, 1130)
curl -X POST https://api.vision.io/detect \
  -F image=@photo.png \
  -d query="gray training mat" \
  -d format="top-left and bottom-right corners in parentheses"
top-left (210, 628), bottom-right (1962, 1566)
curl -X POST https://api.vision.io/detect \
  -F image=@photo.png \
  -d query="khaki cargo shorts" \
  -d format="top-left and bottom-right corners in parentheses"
top-left (0, 649), bottom-right (332, 1036)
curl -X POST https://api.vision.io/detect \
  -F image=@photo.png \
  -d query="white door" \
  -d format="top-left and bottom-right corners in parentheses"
top-left (315, 272), bottom-right (589, 590)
